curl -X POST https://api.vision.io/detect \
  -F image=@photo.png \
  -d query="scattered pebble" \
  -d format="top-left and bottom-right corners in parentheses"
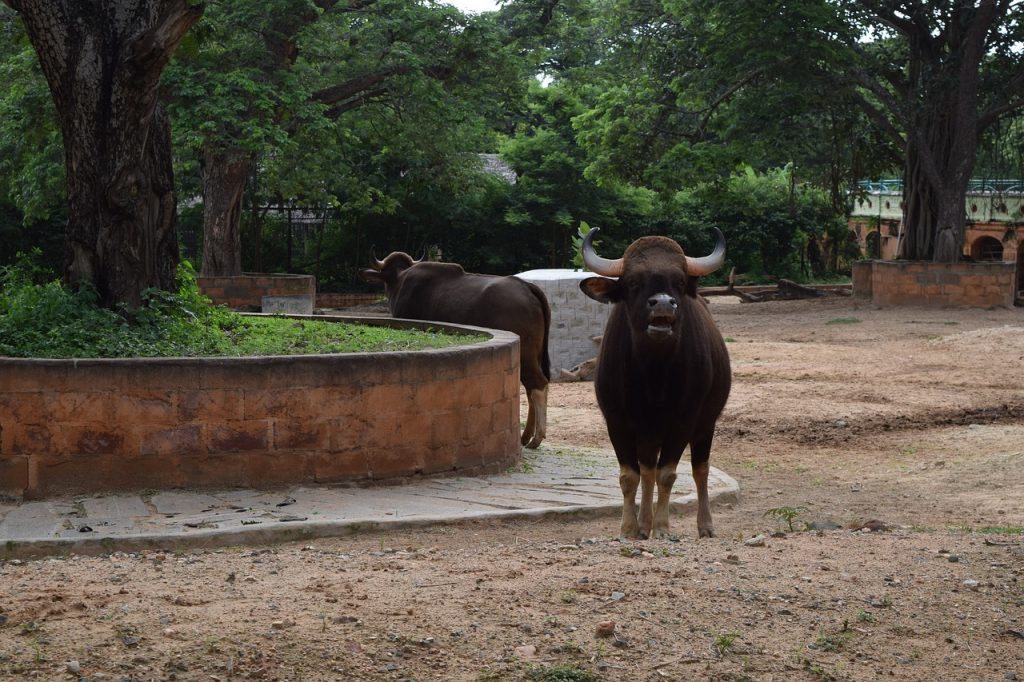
top-left (66, 660), bottom-right (81, 674)
top-left (595, 620), bottom-right (616, 637)
top-left (962, 579), bottom-right (980, 591)
top-left (514, 644), bottom-right (537, 659)
top-left (744, 534), bottom-right (767, 547)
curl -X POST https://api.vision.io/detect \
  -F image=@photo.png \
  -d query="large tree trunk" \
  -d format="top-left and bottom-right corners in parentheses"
top-left (6, 0), bottom-right (203, 308)
top-left (897, 95), bottom-right (977, 262)
top-left (200, 147), bottom-right (250, 276)
top-left (890, 2), bottom-right (992, 263)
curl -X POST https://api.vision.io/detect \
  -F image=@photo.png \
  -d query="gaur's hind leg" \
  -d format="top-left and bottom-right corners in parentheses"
top-left (618, 464), bottom-right (641, 539)
top-left (652, 462), bottom-right (679, 539)
top-left (523, 386), bottom-right (547, 449)
top-left (521, 389), bottom-right (537, 447)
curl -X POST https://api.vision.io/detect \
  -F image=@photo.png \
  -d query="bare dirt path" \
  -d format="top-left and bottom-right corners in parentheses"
top-left (1, 298), bottom-right (1022, 681)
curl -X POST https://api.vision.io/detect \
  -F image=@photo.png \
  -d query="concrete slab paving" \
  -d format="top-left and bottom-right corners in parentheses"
top-left (0, 445), bottom-right (738, 559)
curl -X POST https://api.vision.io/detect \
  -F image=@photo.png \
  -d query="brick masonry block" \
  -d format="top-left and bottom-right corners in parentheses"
top-left (273, 420), bottom-right (330, 450)
top-left (0, 455), bottom-right (29, 494)
top-left (367, 445), bottom-right (425, 479)
top-left (58, 424), bottom-right (133, 456)
top-left (139, 425), bottom-right (202, 457)
top-left (179, 389), bottom-right (245, 422)
top-left (0, 392), bottom-right (53, 424)
top-left (112, 392), bottom-right (177, 425)
top-left (206, 420), bottom-right (270, 453)
top-left (312, 447), bottom-right (371, 482)
top-left (246, 451), bottom-right (316, 487)
top-left (5, 423), bottom-right (57, 455)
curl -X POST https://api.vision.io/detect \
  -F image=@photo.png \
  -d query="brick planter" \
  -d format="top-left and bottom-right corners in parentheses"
top-left (853, 260), bottom-right (1016, 307)
top-left (0, 318), bottom-right (522, 499)
top-left (197, 273), bottom-right (315, 313)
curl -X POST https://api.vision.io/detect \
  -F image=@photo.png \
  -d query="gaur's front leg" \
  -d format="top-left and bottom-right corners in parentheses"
top-left (618, 464), bottom-right (641, 539)
top-left (651, 463), bottom-right (678, 539)
top-left (638, 465), bottom-right (657, 539)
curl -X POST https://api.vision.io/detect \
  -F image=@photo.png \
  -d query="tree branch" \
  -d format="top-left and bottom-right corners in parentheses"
top-left (849, 88), bottom-right (905, 151)
top-left (124, 1), bottom-right (205, 76)
top-left (695, 65), bottom-right (770, 131)
top-left (978, 97), bottom-right (1024, 132)
top-left (325, 88), bottom-right (390, 118)
top-left (312, 65), bottom-right (412, 107)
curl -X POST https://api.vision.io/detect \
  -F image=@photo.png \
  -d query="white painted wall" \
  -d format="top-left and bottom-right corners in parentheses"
top-left (516, 269), bottom-right (611, 378)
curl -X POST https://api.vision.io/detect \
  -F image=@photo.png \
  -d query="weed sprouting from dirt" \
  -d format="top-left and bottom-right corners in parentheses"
top-left (764, 506), bottom-right (809, 531)
top-left (714, 631), bottom-right (741, 655)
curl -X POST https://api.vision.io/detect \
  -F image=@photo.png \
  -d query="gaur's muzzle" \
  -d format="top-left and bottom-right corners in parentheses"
top-left (647, 293), bottom-right (677, 337)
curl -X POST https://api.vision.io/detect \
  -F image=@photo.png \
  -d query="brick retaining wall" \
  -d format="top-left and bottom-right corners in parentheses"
top-left (852, 260), bottom-right (1016, 307)
top-left (316, 293), bottom-right (383, 309)
top-left (198, 273), bottom-right (315, 311)
top-left (0, 318), bottom-right (521, 499)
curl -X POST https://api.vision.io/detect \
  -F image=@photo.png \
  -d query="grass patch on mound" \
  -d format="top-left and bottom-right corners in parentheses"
top-left (0, 253), bottom-right (482, 359)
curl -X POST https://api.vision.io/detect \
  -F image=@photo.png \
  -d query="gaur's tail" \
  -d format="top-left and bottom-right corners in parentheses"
top-left (526, 281), bottom-right (552, 381)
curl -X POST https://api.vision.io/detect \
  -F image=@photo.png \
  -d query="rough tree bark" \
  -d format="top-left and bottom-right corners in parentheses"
top-left (4, 0), bottom-right (204, 307)
top-left (200, 146), bottom-right (249, 276)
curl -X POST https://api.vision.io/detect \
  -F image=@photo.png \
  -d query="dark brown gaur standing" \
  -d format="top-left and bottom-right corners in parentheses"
top-left (579, 228), bottom-right (731, 539)
top-left (361, 253), bottom-right (551, 449)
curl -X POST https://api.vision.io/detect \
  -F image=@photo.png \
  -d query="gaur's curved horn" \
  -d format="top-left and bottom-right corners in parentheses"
top-left (582, 228), bottom-right (624, 277)
top-left (685, 228), bottom-right (726, 276)
top-left (370, 248), bottom-right (385, 270)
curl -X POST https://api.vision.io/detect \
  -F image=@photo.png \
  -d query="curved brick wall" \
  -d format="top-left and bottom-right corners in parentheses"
top-left (0, 318), bottom-right (522, 499)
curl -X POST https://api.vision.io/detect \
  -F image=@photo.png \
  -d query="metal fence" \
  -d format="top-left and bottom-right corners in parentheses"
top-left (857, 179), bottom-right (1024, 194)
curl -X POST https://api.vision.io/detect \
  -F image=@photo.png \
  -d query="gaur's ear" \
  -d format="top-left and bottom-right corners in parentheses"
top-left (579, 277), bottom-right (622, 304)
top-left (359, 269), bottom-right (385, 284)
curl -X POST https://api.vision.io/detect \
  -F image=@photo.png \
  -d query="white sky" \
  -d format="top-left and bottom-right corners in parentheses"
top-left (446, 0), bottom-right (502, 14)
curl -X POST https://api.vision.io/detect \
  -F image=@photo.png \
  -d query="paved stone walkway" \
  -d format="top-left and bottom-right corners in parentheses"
top-left (0, 446), bottom-right (738, 558)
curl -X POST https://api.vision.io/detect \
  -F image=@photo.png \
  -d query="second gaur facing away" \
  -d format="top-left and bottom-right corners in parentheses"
top-left (363, 229), bottom-right (731, 539)
top-left (360, 253), bottom-right (551, 449)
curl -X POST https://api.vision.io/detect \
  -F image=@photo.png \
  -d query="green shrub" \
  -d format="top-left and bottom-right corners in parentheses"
top-left (0, 255), bottom-right (479, 358)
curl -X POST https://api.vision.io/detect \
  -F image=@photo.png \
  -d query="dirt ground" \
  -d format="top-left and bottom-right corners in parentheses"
top-left (1, 297), bottom-right (1023, 682)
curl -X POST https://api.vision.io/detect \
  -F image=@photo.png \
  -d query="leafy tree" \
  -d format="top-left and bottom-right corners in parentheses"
top-left (672, 165), bottom-right (846, 281)
top-left (498, 81), bottom-right (664, 270)
top-left (572, 0), bottom-right (891, 204)
top-left (2, 0), bottom-right (203, 308)
top-left (0, 10), bottom-right (64, 270)
top-left (166, 0), bottom-right (525, 278)
top-left (839, 1), bottom-right (1024, 261)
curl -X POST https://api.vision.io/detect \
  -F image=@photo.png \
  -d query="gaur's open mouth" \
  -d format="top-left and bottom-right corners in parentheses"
top-left (647, 315), bottom-right (675, 337)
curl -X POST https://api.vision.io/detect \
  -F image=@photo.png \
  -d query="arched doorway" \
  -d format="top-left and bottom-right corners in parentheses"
top-left (971, 235), bottom-right (1004, 261)
top-left (865, 231), bottom-right (880, 259)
